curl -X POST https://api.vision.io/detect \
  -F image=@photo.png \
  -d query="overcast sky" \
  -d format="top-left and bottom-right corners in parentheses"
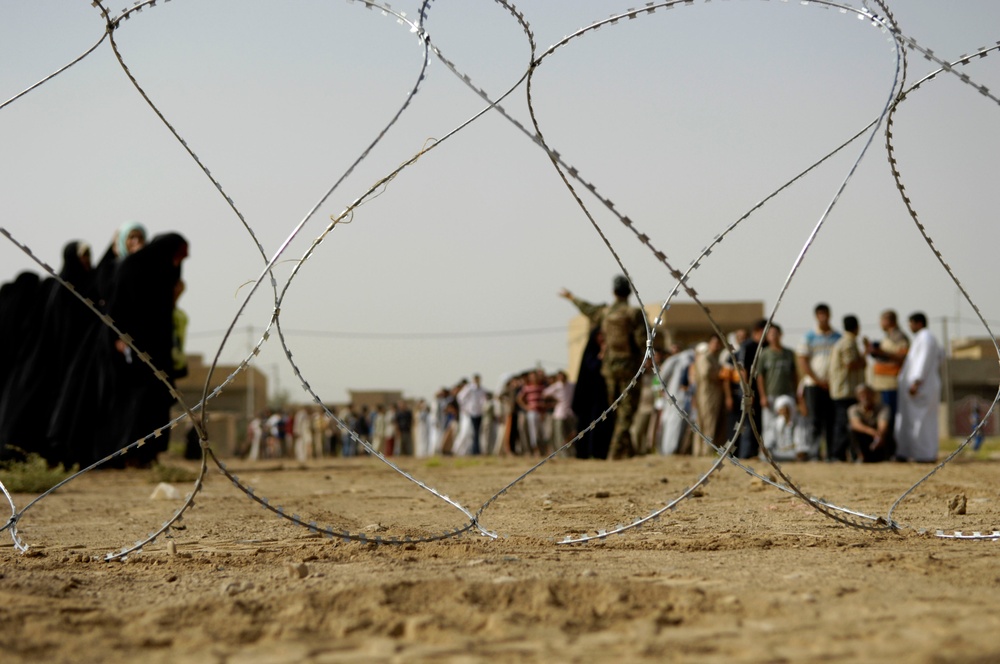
top-left (2, 1), bottom-right (998, 405)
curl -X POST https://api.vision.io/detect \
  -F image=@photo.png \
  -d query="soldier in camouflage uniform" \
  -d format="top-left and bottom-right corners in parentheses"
top-left (560, 275), bottom-right (647, 459)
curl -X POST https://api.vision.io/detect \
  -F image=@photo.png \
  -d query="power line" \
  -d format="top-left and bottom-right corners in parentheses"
top-left (186, 326), bottom-right (569, 341)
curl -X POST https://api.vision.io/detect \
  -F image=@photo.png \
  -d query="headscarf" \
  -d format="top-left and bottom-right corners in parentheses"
top-left (59, 241), bottom-right (92, 285)
top-left (115, 221), bottom-right (147, 259)
top-left (774, 394), bottom-right (796, 413)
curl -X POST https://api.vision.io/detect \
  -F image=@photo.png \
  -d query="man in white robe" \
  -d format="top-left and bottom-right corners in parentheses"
top-left (658, 348), bottom-right (694, 455)
top-left (894, 312), bottom-right (943, 462)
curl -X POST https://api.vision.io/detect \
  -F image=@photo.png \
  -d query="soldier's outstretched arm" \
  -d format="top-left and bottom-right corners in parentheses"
top-left (560, 288), bottom-right (603, 323)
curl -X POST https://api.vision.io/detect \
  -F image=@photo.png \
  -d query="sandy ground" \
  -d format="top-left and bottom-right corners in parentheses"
top-left (2, 453), bottom-right (999, 663)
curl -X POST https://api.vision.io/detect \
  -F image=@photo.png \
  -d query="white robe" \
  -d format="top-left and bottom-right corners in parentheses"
top-left (426, 399), bottom-right (445, 456)
top-left (293, 409), bottom-right (311, 462)
top-left (451, 413), bottom-right (474, 456)
top-left (657, 350), bottom-right (694, 455)
top-left (414, 408), bottom-right (430, 458)
top-left (895, 327), bottom-right (943, 462)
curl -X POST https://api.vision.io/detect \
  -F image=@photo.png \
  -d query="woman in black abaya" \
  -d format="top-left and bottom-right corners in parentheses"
top-left (97, 233), bottom-right (189, 467)
top-left (0, 271), bottom-right (43, 460)
top-left (570, 323), bottom-right (614, 460)
top-left (0, 243), bottom-right (94, 464)
top-left (47, 223), bottom-right (147, 467)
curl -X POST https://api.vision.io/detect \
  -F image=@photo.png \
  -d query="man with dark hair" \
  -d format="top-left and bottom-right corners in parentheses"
top-left (543, 370), bottom-right (576, 452)
top-left (895, 312), bottom-right (943, 462)
top-left (457, 374), bottom-right (489, 455)
top-left (395, 400), bottom-right (414, 456)
top-left (864, 309), bottom-right (909, 445)
top-left (560, 275), bottom-right (646, 459)
top-left (797, 303), bottom-right (841, 459)
top-left (849, 384), bottom-right (893, 462)
top-left (828, 315), bottom-right (866, 461)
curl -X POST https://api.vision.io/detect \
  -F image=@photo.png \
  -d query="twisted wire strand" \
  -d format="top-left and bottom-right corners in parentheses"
top-left (200, 0), bottom-right (544, 544)
top-left (0, 32), bottom-right (107, 112)
top-left (652, 2), bottom-right (990, 536)
top-left (0, 0), bottom-right (261, 555)
top-left (0, 227), bottom-right (208, 527)
top-left (430, 1), bottom-right (717, 535)
top-left (236, 0), bottom-right (537, 543)
top-left (123, 1), bottom-right (1000, 546)
top-left (1, 0), bottom-right (998, 554)
top-left (880, 41), bottom-right (1000, 534)
top-left (533, 0), bottom-right (996, 540)
top-left (0, 472), bottom-right (26, 552)
top-left (935, 531), bottom-right (1000, 541)
top-left (712, 2), bottom-right (910, 534)
top-left (730, 33), bottom-right (1000, 537)
top-left (96, 0), bottom-right (283, 440)
top-left (103, 448), bottom-right (208, 562)
top-left (111, 0), bottom-right (493, 543)
top-left (490, 1), bottom-right (902, 541)
top-left (717, 38), bottom-right (1000, 537)
top-left (661, 1), bottom-right (910, 534)
top-left (466, 0), bottom-right (867, 541)
top-left (412, 0), bottom-right (730, 539)
top-left (101, 0), bottom-right (471, 550)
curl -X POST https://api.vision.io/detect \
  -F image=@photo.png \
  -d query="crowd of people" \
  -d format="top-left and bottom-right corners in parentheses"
top-left (666, 304), bottom-right (945, 464)
top-left (0, 245), bottom-right (947, 469)
top-left (238, 278), bottom-right (947, 466)
top-left (241, 369), bottom-right (579, 461)
top-left (561, 279), bottom-right (944, 464)
top-left (0, 223), bottom-right (190, 468)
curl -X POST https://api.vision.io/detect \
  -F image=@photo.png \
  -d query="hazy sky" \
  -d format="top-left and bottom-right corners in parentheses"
top-left (2, 1), bottom-right (998, 405)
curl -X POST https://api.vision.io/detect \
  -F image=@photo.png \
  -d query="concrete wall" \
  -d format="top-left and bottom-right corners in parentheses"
top-left (170, 354), bottom-right (269, 455)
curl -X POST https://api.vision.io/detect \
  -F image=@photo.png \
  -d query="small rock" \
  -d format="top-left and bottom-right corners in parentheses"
top-left (287, 562), bottom-right (309, 579)
top-left (948, 493), bottom-right (967, 515)
top-left (150, 482), bottom-right (182, 500)
top-left (595, 491), bottom-right (611, 499)
top-left (221, 580), bottom-right (253, 596)
top-left (166, 540), bottom-right (178, 556)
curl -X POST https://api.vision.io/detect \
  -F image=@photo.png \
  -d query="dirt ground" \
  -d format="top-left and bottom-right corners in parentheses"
top-left (2, 453), bottom-right (999, 663)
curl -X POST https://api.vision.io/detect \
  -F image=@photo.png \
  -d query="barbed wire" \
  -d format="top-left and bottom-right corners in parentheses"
top-left (1, 0), bottom-right (998, 557)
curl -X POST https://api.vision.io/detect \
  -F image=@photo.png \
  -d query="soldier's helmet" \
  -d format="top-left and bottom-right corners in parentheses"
top-left (612, 274), bottom-right (631, 298)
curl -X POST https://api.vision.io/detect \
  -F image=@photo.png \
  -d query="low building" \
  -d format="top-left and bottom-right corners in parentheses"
top-left (170, 354), bottom-right (269, 456)
top-left (947, 338), bottom-right (1000, 437)
top-left (347, 390), bottom-right (405, 411)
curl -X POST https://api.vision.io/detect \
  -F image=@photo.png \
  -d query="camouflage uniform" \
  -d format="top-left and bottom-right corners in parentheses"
top-left (571, 297), bottom-right (646, 459)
